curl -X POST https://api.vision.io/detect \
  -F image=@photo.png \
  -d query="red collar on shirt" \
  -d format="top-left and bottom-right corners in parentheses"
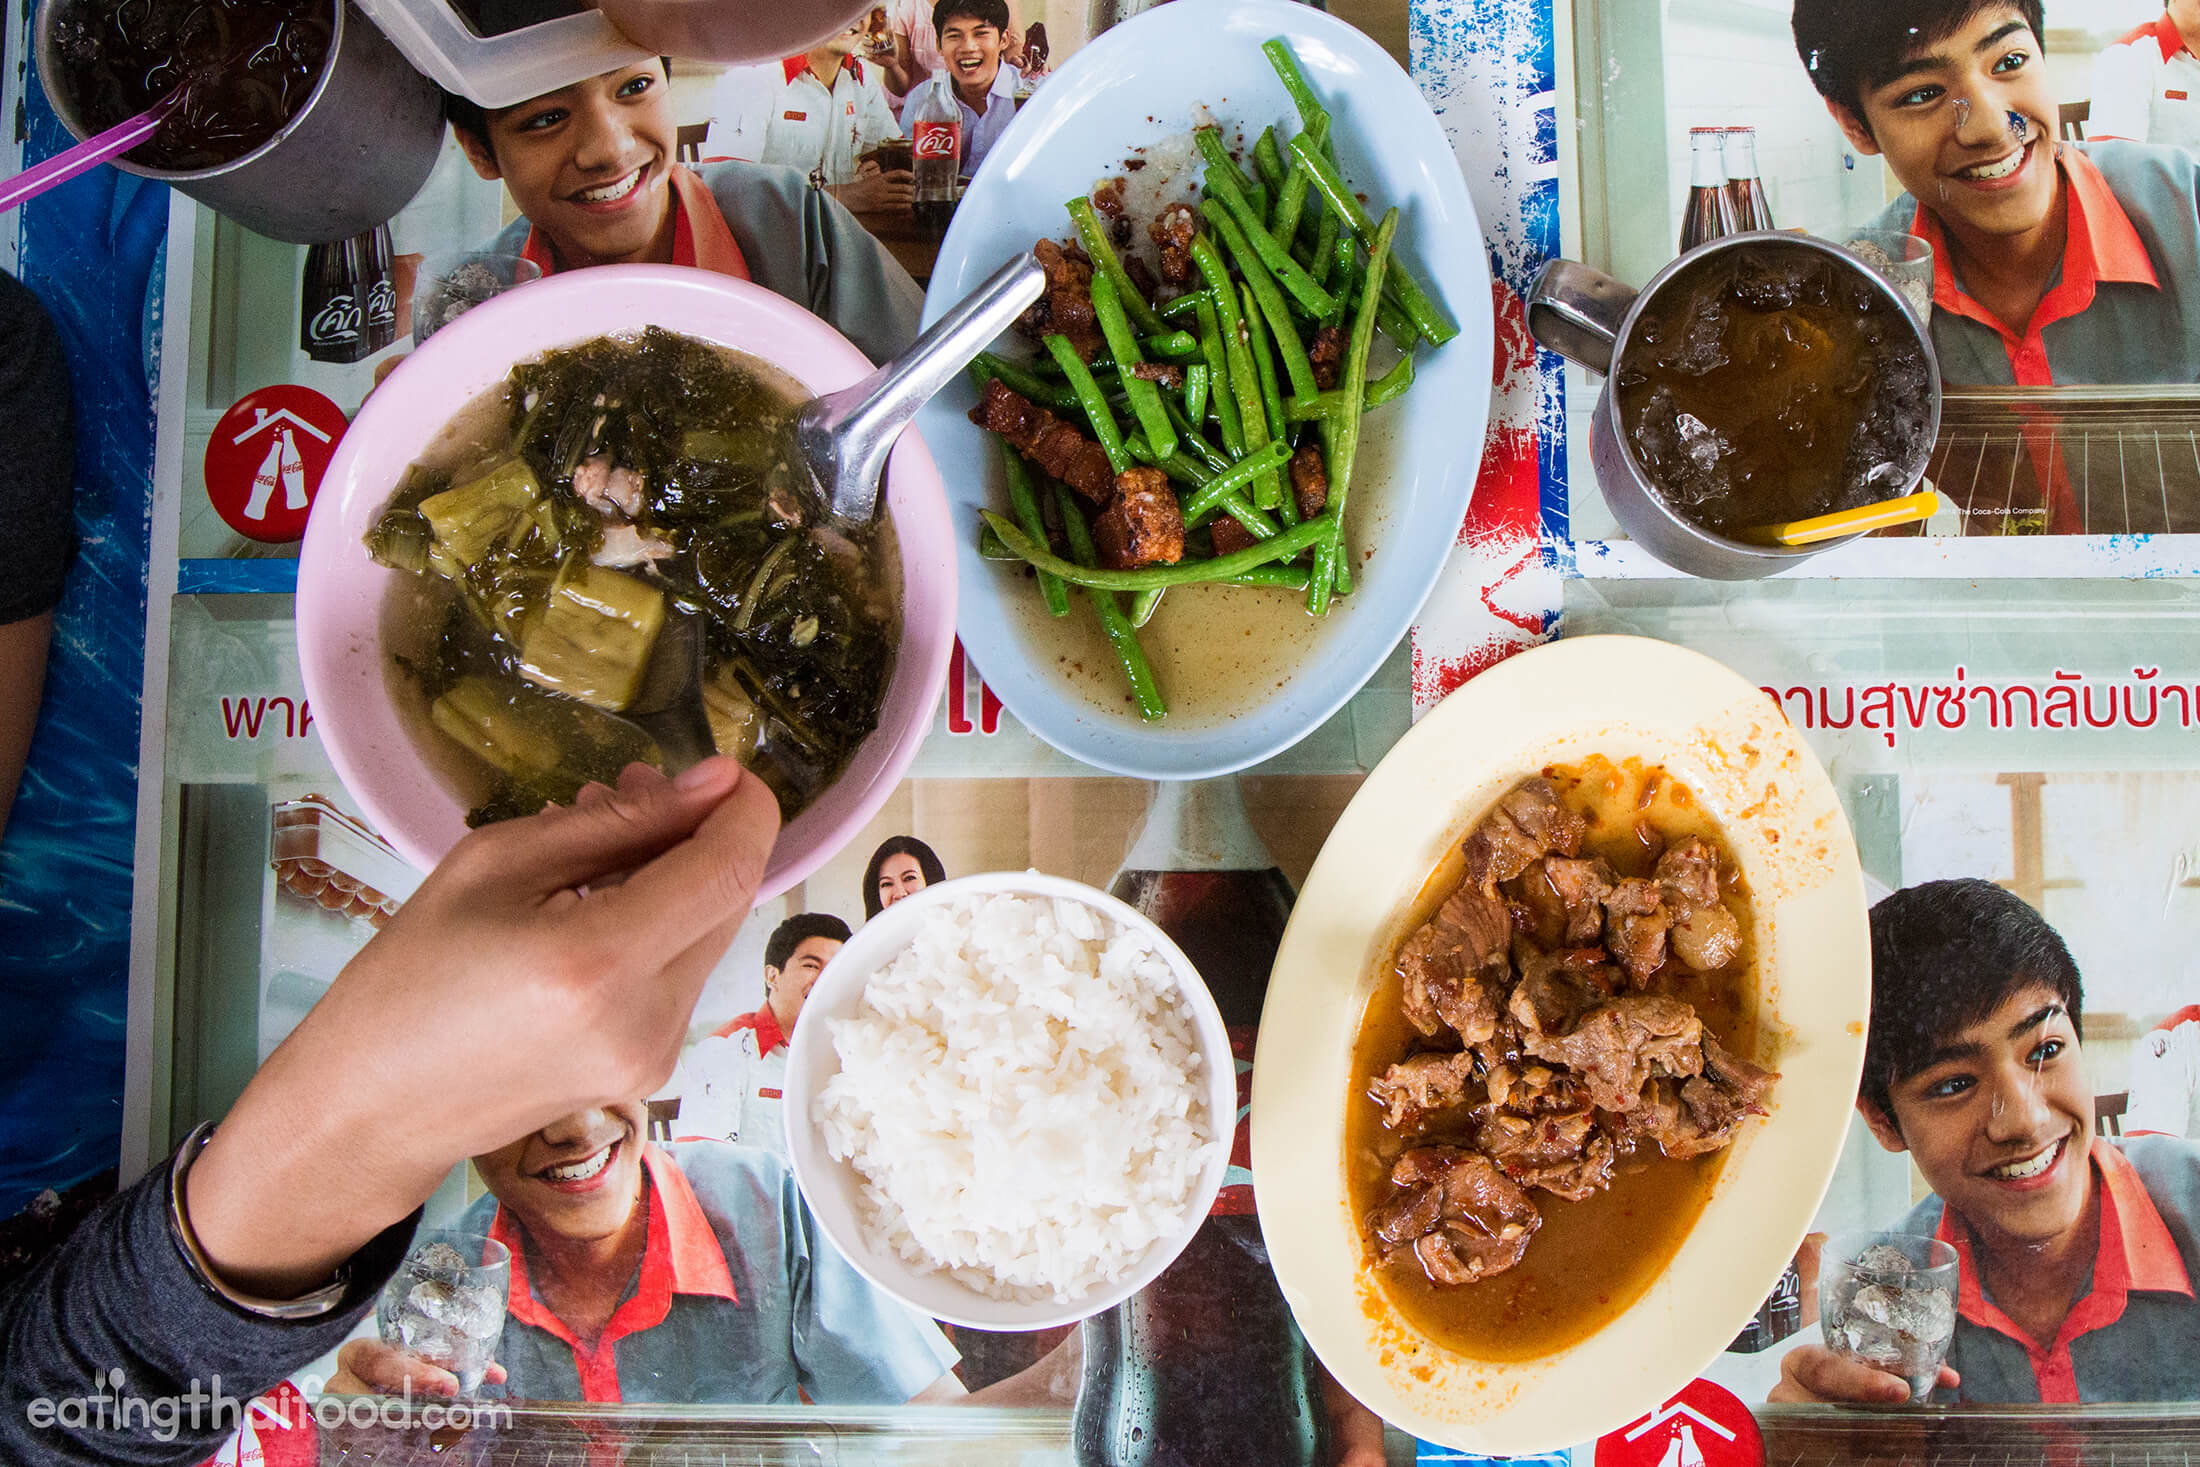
top-left (1933, 1138), bottom-right (2194, 1403)
top-left (783, 54), bottom-right (863, 87)
top-left (488, 1142), bottom-right (739, 1403)
top-left (713, 1003), bottom-right (790, 1056)
top-left (2154, 1004), bottom-right (2200, 1034)
top-left (517, 166), bottom-right (751, 281)
top-left (1908, 147), bottom-right (2160, 387)
top-left (2121, 15), bottom-right (2192, 64)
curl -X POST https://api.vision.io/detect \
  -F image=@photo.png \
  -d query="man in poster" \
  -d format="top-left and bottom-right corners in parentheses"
top-left (443, 59), bottom-right (921, 367)
top-left (1773, 880), bottom-right (2200, 1403)
top-left (667, 913), bottom-right (849, 1159)
top-left (1791, 0), bottom-right (2200, 387)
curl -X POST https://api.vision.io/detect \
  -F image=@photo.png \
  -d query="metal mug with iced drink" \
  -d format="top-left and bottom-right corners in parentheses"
top-left (1817, 1231), bottom-right (1959, 1403)
top-left (376, 1232), bottom-right (511, 1394)
top-left (1525, 232), bottom-right (1943, 579)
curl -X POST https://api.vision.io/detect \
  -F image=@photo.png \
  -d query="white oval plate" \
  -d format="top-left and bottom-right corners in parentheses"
top-left (917, 0), bottom-right (1493, 778)
top-left (1253, 636), bottom-right (1869, 1453)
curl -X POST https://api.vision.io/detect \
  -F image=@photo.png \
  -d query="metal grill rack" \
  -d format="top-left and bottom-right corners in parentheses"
top-left (1918, 387), bottom-right (2200, 539)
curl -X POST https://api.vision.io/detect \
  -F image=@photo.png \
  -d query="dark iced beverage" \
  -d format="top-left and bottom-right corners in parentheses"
top-left (1613, 241), bottom-right (1933, 535)
top-left (49, 0), bottom-right (333, 172)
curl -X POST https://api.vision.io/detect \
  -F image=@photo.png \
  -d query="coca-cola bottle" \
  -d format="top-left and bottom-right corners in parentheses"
top-left (301, 223), bottom-right (397, 364)
top-left (1722, 125), bottom-right (1776, 233)
top-left (1728, 1259), bottom-right (1803, 1353)
top-left (910, 71), bottom-right (963, 240)
top-left (1679, 126), bottom-right (1740, 255)
top-left (1076, 777), bottom-right (1328, 1467)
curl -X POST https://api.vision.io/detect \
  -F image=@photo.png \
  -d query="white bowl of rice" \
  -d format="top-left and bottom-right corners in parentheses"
top-left (783, 871), bottom-right (1234, 1329)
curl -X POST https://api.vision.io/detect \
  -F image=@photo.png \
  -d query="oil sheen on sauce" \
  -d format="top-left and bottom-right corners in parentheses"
top-left (1345, 757), bottom-right (1760, 1362)
top-left (1009, 578), bottom-right (1336, 729)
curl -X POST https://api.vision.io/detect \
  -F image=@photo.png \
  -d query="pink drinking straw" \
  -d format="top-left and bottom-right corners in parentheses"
top-left (0, 86), bottom-right (185, 215)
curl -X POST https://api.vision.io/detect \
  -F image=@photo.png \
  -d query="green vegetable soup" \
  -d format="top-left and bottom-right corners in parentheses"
top-left (367, 328), bottom-right (900, 827)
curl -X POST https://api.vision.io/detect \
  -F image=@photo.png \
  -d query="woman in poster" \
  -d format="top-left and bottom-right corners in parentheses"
top-left (862, 835), bottom-right (946, 919)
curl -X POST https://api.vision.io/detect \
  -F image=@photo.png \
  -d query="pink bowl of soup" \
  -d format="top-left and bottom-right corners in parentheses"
top-left (296, 265), bottom-right (956, 901)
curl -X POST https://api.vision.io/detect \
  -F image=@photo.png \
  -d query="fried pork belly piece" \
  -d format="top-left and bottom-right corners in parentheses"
top-left (1091, 466), bottom-right (1185, 569)
top-left (1290, 443), bottom-right (1329, 520)
top-left (1016, 238), bottom-right (1105, 361)
top-left (969, 379), bottom-right (1116, 503)
top-left (1150, 202), bottom-right (1198, 285)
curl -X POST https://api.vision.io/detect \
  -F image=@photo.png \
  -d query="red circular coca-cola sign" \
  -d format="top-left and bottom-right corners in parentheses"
top-left (203, 386), bottom-right (350, 544)
top-left (1595, 1381), bottom-right (1765, 1467)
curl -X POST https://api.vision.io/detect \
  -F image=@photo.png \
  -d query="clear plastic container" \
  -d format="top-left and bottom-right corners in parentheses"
top-left (350, 0), bottom-right (650, 107)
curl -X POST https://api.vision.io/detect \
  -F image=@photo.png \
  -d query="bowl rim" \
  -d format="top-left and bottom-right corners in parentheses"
top-left (781, 869), bottom-right (1238, 1331)
top-left (294, 263), bottom-right (956, 901)
top-left (1251, 633), bottom-right (1870, 1452)
top-left (917, 0), bottom-right (1494, 779)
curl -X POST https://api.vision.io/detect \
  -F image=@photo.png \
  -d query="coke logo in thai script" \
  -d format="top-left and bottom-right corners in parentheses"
top-left (914, 122), bottom-right (960, 158)
top-left (365, 279), bottom-right (397, 328)
top-left (307, 294), bottom-right (361, 346)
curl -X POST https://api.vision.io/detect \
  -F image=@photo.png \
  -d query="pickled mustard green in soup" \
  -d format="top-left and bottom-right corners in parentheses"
top-left (367, 328), bottom-right (898, 826)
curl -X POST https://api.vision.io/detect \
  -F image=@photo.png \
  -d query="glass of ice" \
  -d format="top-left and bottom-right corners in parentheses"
top-left (375, 1232), bottom-right (511, 1395)
top-left (409, 252), bottom-right (544, 346)
top-left (1842, 232), bottom-right (1934, 321)
top-left (1818, 1231), bottom-right (1959, 1403)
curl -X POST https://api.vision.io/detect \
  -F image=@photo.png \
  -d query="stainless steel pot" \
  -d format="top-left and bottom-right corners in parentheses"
top-left (1527, 231), bottom-right (1943, 580)
top-left (36, 0), bottom-right (446, 245)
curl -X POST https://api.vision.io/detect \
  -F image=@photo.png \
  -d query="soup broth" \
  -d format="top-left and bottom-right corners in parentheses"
top-left (1346, 758), bottom-right (1768, 1360)
top-left (369, 328), bottom-right (899, 826)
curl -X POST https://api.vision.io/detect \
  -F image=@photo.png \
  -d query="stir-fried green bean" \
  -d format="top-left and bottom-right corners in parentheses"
top-left (1193, 126), bottom-right (1269, 221)
top-left (1263, 37), bottom-right (1329, 133)
top-left (1310, 206), bottom-right (1396, 614)
top-left (1052, 485), bottom-right (1165, 720)
top-left (1193, 296), bottom-right (1245, 457)
top-left (1227, 563), bottom-right (1313, 591)
top-left (1285, 354), bottom-right (1416, 420)
top-left (1067, 196), bottom-right (1167, 335)
top-left (1309, 208), bottom-right (1341, 289)
top-left (1239, 281), bottom-right (1291, 519)
top-left (1202, 197), bottom-right (1320, 401)
top-left (1159, 289), bottom-right (1211, 321)
top-left (1191, 235), bottom-right (1280, 509)
top-left (1044, 333), bottom-right (1131, 477)
top-left (1270, 113), bottom-right (1326, 251)
top-left (984, 510), bottom-right (1332, 591)
top-left (1091, 272), bottom-right (1177, 463)
top-left (973, 352), bottom-right (1079, 410)
top-left (964, 37), bottom-right (1454, 718)
top-left (1184, 361), bottom-right (1211, 429)
top-left (1200, 152), bottom-right (1337, 318)
top-left (999, 435), bottom-right (1071, 617)
top-left (1253, 125), bottom-right (1287, 193)
top-left (1286, 133), bottom-right (1457, 347)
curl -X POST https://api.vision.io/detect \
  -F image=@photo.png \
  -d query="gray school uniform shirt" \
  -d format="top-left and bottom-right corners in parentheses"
top-left (1899, 1134), bottom-right (2200, 1402)
top-left (1866, 140), bottom-right (2200, 386)
top-left (488, 161), bottom-right (926, 368)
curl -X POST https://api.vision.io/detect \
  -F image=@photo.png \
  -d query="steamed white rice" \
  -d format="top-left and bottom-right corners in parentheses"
top-left (815, 889), bottom-right (1219, 1303)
